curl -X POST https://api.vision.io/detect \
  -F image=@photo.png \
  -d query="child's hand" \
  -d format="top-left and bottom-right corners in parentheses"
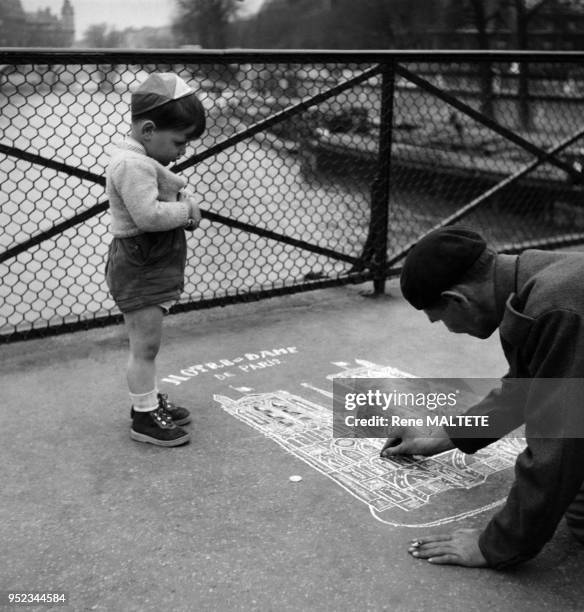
top-left (180, 189), bottom-right (202, 230)
top-left (186, 198), bottom-right (202, 229)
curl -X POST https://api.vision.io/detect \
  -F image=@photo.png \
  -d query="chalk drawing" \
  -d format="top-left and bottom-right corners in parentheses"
top-left (213, 360), bottom-right (525, 527)
top-left (327, 359), bottom-right (416, 380)
top-left (300, 382), bottom-right (332, 399)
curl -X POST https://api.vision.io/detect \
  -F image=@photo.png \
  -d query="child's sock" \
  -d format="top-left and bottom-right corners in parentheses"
top-left (130, 389), bottom-right (159, 412)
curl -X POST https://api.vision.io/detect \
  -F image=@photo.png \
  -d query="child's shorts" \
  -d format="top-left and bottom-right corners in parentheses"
top-left (105, 229), bottom-right (187, 314)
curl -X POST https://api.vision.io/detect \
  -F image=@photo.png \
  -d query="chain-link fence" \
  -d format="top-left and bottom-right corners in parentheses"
top-left (2, 50), bottom-right (584, 342)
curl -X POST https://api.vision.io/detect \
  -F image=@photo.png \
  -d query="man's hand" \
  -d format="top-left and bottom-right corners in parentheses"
top-left (408, 528), bottom-right (488, 568)
top-left (380, 424), bottom-right (455, 458)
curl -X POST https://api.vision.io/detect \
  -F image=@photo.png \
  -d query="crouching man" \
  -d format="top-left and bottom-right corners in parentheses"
top-left (381, 226), bottom-right (584, 569)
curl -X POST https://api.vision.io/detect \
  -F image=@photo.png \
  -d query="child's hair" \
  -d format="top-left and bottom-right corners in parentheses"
top-left (132, 93), bottom-right (206, 138)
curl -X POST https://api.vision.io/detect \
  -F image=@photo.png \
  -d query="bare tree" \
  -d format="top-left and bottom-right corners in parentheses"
top-left (468, 0), bottom-right (500, 119)
top-left (82, 23), bottom-right (123, 48)
top-left (173, 0), bottom-right (240, 48)
top-left (329, 0), bottom-right (393, 48)
top-left (469, 0), bottom-right (553, 130)
top-left (511, 0), bottom-right (552, 130)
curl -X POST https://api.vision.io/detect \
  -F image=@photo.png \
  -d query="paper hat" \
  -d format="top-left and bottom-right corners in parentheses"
top-left (131, 73), bottom-right (195, 116)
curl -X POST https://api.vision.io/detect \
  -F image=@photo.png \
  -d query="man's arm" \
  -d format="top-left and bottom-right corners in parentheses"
top-left (480, 437), bottom-right (584, 568)
top-left (443, 374), bottom-right (527, 454)
top-left (388, 310), bottom-right (584, 569)
top-left (477, 310), bottom-right (584, 568)
top-left (380, 374), bottom-right (526, 458)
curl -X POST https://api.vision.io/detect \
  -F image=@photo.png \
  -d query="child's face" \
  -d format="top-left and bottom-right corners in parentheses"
top-left (143, 126), bottom-right (197, 166)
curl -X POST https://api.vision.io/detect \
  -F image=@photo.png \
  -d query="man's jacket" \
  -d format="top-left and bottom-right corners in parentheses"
top-left (446, 250), bottom-right (584, 569)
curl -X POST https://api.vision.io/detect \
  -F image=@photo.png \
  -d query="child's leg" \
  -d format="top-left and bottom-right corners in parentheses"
top-left (124, 305), bottom-right (164, 401)
top-left (123, 305), bottom-right (190, 446)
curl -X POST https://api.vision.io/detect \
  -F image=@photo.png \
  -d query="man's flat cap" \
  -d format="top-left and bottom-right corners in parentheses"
top-left (400, 226), bottom-right (487, 310)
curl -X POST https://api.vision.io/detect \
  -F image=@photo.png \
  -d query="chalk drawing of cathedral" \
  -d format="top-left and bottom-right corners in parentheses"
top-left (214, 360), bottom-right (525, 527)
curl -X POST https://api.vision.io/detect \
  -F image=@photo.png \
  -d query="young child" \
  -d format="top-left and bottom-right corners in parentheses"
top-left (105, 72), bottom-right (205, 446)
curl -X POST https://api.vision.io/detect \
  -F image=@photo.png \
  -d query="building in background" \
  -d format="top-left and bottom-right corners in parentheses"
top-left (0, 0), bottom-right (75, 47)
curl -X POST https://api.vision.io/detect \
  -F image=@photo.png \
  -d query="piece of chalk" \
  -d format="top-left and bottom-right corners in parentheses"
top-left (289, 475), bottom-right (303, 482)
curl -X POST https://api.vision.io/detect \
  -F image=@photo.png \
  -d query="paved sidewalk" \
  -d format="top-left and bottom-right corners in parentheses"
top-left (2, 281), bottom-right (583, 612)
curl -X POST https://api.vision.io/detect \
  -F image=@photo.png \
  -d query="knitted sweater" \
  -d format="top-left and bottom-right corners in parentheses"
top-left (106, 137), bottom-right (189, 237)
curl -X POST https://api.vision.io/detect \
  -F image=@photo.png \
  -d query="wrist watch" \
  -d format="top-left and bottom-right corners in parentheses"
top-left (184, 217), bottom-right (196, 230)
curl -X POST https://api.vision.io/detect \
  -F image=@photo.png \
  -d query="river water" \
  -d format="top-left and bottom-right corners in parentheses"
top-left (0, 74), bottom-right (574, 336)
top-left (0, 82), bottom-right (371, 335)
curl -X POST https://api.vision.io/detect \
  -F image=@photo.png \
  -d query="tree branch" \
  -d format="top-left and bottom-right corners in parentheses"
top-left (526, 0), bottom-right (552, 22)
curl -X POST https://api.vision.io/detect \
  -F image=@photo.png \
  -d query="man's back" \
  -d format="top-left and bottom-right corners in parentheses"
top-left (515, 249), bottom-right (584, 319)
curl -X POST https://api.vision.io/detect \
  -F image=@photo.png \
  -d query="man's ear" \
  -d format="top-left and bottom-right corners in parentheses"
top-left (441, 289), bottom-right (468, 307)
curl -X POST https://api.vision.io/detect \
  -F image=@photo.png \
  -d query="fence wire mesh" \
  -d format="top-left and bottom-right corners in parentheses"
top-left (2, 51), bottom-right (584, 341)
top-left (384, 60), bottom-right (584, 255)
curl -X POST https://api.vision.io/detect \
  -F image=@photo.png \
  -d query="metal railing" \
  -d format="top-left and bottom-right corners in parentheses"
top-left (2, 49), bottom-right (584, 342)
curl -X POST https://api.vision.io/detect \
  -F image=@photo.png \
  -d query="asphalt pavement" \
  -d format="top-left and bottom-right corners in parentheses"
top-left (2, 280), bottom-right (583, 612)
